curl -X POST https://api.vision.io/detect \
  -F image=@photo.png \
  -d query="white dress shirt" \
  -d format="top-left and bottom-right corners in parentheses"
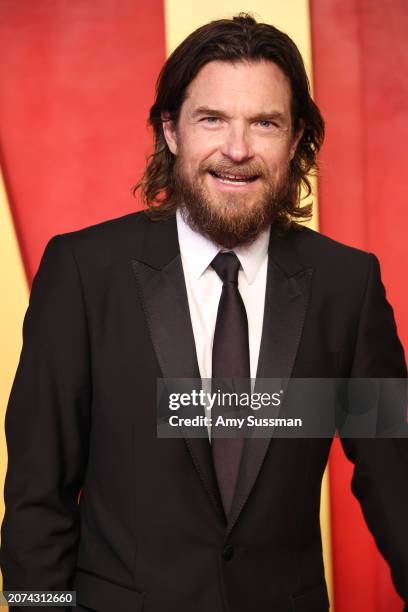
top-left (176, 209), bottom-right (270, 382)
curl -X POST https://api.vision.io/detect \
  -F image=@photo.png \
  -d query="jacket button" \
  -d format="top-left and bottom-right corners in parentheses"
top-left (222, 545), bottom-right (235, 561)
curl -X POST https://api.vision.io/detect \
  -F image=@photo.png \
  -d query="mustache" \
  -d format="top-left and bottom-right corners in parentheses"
top-left (199, 160), bottom-right (265, 179)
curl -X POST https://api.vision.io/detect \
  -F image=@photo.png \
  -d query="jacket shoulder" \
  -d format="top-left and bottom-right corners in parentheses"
top-left (37, 211), bottom-right (163, 272)
top-left (58, 210), bottom-right (150, 250)
top-left (291, 224), bottom-right (372, 269)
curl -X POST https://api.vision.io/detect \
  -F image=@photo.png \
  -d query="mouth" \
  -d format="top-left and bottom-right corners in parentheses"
top-left (208, 170), bottom-right (260, 186)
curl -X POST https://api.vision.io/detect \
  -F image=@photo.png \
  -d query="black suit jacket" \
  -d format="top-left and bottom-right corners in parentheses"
top-left (1, 211), bottom-right (407, 612)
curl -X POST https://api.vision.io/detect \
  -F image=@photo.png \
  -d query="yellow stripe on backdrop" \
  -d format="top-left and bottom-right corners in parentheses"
top-left (0, 170), bottom-right (29, 590)
top-left (164, 1), bottom-right (332, 607)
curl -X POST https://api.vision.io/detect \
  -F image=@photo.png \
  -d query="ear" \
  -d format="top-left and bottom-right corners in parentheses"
top-left (289, 120), bottom-right (304, 161)
top-left (161, 113), bottom-right (178, 155)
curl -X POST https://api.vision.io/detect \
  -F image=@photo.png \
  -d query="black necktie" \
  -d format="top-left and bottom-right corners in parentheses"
top-left (211, 252), bottom-right (250, 516)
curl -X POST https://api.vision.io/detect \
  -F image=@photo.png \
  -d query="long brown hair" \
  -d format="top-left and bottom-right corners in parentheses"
top-left (133, 13), bottom-right (324, 228)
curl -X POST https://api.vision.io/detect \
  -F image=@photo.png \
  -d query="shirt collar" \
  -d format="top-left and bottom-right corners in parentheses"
top-left (176, 208), bottom-right (270, 285)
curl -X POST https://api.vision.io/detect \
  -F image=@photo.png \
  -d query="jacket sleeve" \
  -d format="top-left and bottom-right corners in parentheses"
top-left (340, 253), bottom-right (408, 603)
top-left (0, 235), bottom-right (91, 609)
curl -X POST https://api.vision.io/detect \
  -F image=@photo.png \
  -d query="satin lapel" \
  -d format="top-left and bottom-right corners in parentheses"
top-left (131, 215), bottom-right (224, 520)
top-left (225, 226), bottom-right (313, 539)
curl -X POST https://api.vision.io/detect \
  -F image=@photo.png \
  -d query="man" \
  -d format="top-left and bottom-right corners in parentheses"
top-left (1, 13), bottom-right (407, 612)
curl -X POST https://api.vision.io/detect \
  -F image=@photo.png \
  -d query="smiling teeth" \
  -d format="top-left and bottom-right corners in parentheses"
top-left (212, 172), bottom-right (254, 183)
top-left (219, 177), bottom-right (248, 184)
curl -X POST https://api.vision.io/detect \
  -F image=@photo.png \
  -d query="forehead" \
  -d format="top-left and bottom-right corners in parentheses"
top-left (183, 59), bottom-right (292, 117)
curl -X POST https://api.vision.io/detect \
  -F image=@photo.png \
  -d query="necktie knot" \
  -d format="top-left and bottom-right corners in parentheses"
top-left (211, 252), bottom-right (241, 285)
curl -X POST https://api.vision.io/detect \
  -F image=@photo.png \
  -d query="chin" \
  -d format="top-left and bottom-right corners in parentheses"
top-left (207, 188), bottom-right (258, 207)
top-left (208, 199), bottom-right (259, 220)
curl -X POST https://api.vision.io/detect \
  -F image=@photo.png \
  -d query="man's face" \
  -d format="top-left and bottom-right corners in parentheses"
top-left (162, 59), bottom-right (303, 247)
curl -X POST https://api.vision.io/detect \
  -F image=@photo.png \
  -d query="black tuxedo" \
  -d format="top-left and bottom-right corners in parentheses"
top-left (1, 211), bottom-right (407, 611)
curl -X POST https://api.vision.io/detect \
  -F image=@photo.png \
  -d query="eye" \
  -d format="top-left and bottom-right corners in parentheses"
top-left (201, 116), bottom-right (220, 124)
top-left (256, 120), bottom-right (277, 128)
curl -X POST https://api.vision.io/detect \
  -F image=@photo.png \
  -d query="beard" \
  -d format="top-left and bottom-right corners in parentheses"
top-left (172, 154), bottom-right (291, 249)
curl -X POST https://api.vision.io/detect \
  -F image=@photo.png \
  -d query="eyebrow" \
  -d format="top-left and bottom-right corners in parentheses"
top-left (190, 106), bottom-right (288, 123)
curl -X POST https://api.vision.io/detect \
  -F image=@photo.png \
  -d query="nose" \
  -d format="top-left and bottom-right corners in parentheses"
top-left (220, 122), bottom-right (253, 163)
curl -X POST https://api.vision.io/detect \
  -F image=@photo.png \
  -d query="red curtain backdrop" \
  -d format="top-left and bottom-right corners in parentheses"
top-left (0, 0), bottom-right (165, 282)
top-left (310, 1), bottom-right (408, 610)
top-left (1, 1), bottom-right (408, 609)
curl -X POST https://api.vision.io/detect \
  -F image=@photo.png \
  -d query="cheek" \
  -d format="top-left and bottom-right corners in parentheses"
top-left (177, 154), bottom-right (207, 187)
top-left (262, 147), bottom-right (291, 175)
top-left (180, 128), bottom-right (221, 162)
